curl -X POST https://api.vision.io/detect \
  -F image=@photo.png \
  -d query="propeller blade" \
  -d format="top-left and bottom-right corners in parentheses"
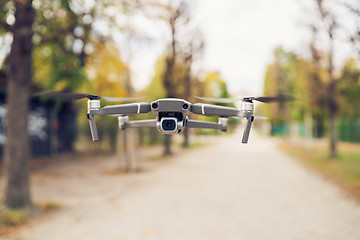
top-left (254, 116), bottom-right (268, 120)
top-left (195, 94), bottom-right (294, 104)
top-left (100, 96), bottom-right (144, 102)
top-left (254, 94), bottom-right (294, 103)
top-left (232, 116), bottom-right (267, 120)
top-left (34, 90), bottom-right (142, 102)
top-left (33, 91), bottom-right (89, 100)
top-left (194, 96), bottom-right (242, 103)
top-left (231, 116), bottom-right (247, 120)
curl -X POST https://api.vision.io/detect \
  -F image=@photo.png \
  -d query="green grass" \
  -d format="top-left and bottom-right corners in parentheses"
top-left (0, 201), bottom-right (60, 235)
top-left (0, 208), bottom-right (28, 227)
top-left (279, 142), bottom-right (360, 202)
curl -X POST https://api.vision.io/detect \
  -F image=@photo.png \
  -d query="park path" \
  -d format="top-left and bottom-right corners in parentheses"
top-left (1, 132), bottom-right (360, 240)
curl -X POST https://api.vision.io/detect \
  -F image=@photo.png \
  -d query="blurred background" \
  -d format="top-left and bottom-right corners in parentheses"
top-left (0, 0), bottom-right (360, 238)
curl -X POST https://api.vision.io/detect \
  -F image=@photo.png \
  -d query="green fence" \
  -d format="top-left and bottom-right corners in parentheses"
top-left (338, 118), bottom-right (360, 143)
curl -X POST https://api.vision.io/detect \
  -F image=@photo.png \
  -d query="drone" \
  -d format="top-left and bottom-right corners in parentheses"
top-left (36, 91), bottom-right (293, 144)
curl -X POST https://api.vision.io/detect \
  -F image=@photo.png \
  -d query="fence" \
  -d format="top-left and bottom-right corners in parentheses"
top-left (0, 92), bottom-right (77, 159)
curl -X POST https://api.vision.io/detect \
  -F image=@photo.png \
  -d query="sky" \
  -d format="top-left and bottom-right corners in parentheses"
top-left (0, 0), bottom-right (356, 97)
top-left (122, 0), bottom-right (356, 97)
top-left (121, 0), bottom-right (308, 96)
top-left (192, 0), bottom-right (305, 95)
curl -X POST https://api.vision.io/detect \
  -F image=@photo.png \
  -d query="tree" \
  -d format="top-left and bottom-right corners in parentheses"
top-left (180, 30), bottom-right (204, 148)
top-left (0, 0), bottom-right (138, 208)
top-left (263, 48), bottom-right (294, 135)
top-left (2, 0), bottom-right (35, 209)
top-left (148, 0), bottom-right (190, 155)
top-left (148, 0), bottom-right (203, 153)
top-left (312, 0), bottom-right (339, 158)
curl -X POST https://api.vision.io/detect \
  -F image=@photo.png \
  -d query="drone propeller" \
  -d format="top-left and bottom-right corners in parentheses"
top-left (194, 94), bottom-right (294, 103)
top-left (194, 96), bottom-right (242, 103)
top-left (232, 116), bottom-right (267, 120)
top-left (33, 90), bottom-right (143, 102)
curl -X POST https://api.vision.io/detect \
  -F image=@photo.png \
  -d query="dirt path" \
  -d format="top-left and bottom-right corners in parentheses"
top-left (1, 133), bottom-right (360, 240)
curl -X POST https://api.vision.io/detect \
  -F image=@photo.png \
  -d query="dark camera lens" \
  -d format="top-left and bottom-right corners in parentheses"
top-left (162, 119), bottom-right (176, 131)
top-left (152, 103), bottom-right (158, 109)
top-left (182, 103), bottom-right (189, 110)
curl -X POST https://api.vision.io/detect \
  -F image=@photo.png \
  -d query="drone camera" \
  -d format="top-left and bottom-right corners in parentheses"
top-left (160, 117), bottom-right (178, 134)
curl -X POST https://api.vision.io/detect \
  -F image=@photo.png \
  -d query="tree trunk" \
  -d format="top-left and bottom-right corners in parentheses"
top-left (329, 110), bottom-right (337, 158)
top-left (163, 53), bottom-right (176, 156)
top-left (4, 0), bottom-right (34, 209)
top-left (182, 64), bottom-right (191, 148)
top-left (328, 79), bottom-right (337, 158)
top-left (328, 39), bottom-right (337, 158)
top-left (164, 135), bottom-right (172, 155)
top-left (182, 128), bottom-right (189, 148)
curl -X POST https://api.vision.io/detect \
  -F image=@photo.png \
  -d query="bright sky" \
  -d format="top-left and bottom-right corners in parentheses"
top-left (193, 0), bottom-right (305, 95)
top-left (124, 0), bottom-right (356, 96)
top-left (123, 0), bottom-right (308, 96)
top-left (0, 0), bottom-right (355, 97)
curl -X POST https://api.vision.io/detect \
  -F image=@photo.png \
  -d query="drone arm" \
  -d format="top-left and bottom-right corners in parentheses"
top-left (186, 119), bottom-right (227, 132)
top-left (87, 103), bottom-right (151, 141)
top-left (191, 103), bottom-right (239, 117)
top-left (90, 103), bottom-right (151, 115)
top-left (242, 115), bottom-right (254, 144)
top-left (125, 119), bottom-right (157, 129)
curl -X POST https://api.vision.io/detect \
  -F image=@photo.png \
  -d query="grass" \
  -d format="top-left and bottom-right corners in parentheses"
top-left (279, 142), bottom-right (360, 202)
top-left (0, 208), bottom-right (28, 227)
top-left (0, 201), bottom-right (60, 235)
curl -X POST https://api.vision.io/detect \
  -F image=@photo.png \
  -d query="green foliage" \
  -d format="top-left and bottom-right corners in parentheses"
top-left (264, 46), bottom-right (360, 142)
top-left (145, 56), bottom-right (167, 100)
top-left (202, 71), bottom-right (234, 107)
top-left (338, 59), bottom-right (360, 117)
top-left (263, 47), bottom-right (329, 137)
top-left (76, 42), bottom-right (131, 151)
top-left (195, 71), bottom-right (237, 134)
top-left (33, 44), bottom-right (87, 91)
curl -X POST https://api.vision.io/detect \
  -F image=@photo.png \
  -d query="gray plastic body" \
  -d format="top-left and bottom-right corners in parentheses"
top-left (186, 119), bottom-right (227, 132)
top-left (191, 103), bottom-right (239, 117)
top-left (86, 98), bottom-right (255, 143)
top-left (242, 115), bottom-right (254, 143)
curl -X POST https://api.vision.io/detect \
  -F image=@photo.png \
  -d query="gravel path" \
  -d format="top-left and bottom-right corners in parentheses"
top-left (1, 132), bottom-right (360, 240)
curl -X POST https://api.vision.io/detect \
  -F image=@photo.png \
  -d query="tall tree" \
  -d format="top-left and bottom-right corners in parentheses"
top-left (3, 0), bottom-right (35, 209)
top-left (314, 0), bottom-right (339, 158)
top-left (152, 0), bottom-right (190, 155)
top-left (180, 30), bottom-right (204, 148)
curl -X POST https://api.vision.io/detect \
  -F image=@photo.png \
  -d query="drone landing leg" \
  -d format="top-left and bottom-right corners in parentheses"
top-left (242, 115), bottom-right (254, 144)
top-left (87, 113), bottom-right (99, 141)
